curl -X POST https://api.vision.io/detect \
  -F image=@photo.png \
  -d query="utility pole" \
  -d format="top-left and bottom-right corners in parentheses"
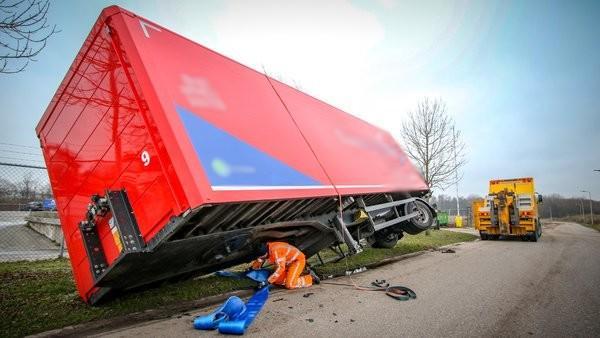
top-left (453, 125), bottom-right (460, 217)
top-left (581, 190), bottom-right (594, 225)
top-left (580, 198), bottom-right (585, 222)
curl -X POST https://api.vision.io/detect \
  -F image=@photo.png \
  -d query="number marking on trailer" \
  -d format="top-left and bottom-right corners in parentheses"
top-left (139, 20), bottom-right (161, 38)
top-left (141, 150), bottom-right (151, 166)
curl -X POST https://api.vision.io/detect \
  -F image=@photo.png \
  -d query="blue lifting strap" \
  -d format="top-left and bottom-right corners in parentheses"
top-left (216, 269), bottom-right (271, 284)
top-left (217, 286), bottom-right (270, 335)
top-left (194, 269), bottom-right (271, 334)
top-left (193, 296), bottom-right (246, 330)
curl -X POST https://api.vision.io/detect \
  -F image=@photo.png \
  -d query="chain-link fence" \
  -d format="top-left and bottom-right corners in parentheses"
top-left (0, 162), bottom-right (66, 262)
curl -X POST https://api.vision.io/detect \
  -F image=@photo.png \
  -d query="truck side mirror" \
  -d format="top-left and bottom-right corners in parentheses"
top-left (537, 194), bottom-right (543, 204)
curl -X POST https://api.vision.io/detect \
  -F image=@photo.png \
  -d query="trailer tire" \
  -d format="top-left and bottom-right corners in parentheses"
top-left (479, 232), bottom-right (488, 240)
top-left (372, 231), bottom-right (402, 249)
top-left (402, 200), bottom-right (434, 235)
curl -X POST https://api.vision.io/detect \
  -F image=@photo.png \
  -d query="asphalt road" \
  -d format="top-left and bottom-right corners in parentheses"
top-left (96, 222), bottom-right (600, 337)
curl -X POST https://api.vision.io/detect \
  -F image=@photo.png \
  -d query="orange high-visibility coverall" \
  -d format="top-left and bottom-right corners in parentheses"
top-left (251, 242), bottom-right (313, 289)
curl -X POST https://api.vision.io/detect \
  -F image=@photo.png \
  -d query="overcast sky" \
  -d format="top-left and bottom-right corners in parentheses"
top-left (0, 0), bottom-right (598, 199)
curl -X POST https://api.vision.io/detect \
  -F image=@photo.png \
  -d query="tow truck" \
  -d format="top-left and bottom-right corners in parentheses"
top-left (473, 178), bottom-right (542, 241)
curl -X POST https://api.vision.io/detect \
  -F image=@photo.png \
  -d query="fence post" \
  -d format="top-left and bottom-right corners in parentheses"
top-left (58, 235), bottom-right (65, 259)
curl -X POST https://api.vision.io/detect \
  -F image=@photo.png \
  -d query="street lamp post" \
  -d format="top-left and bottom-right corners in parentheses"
top-left (581, 190), bottom-right (594, 225)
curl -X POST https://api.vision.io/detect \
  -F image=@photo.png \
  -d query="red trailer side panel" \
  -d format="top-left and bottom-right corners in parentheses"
top-left (106, 8), bottom-right (427, 201)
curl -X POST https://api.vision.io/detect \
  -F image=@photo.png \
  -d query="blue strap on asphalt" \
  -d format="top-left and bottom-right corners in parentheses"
top-left (193, 296), bottom-right (246, 330)
top-left (194, 269), bottom-right (271, 335)
top-left (217, 286), bottom-right (270, 335)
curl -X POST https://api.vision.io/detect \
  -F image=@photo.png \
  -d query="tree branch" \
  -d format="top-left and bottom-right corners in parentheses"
top-left (0, 0), bottom-right (58, 73)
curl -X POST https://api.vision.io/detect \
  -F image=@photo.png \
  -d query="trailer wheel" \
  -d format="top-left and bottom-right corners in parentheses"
top-left (479, 232), bottom-right (487, 240)
top-left (372, 231), bottom-right (402, 249)
top-left (402, 200), bottom-right (434, 235)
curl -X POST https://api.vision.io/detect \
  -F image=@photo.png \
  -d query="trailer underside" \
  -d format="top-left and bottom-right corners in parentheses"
top-left (82, 189), bottom-right (434, 304)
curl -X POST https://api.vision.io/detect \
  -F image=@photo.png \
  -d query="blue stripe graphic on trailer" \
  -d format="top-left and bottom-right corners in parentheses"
top-left (176, 105), bottom-right (321, 187)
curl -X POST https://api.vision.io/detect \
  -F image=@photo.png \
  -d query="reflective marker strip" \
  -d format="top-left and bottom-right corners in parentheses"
top-left (290, 252), bottom-right (299, 261)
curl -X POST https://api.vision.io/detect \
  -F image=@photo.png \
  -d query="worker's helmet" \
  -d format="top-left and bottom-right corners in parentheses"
top-left (256, 243), bottom-right (268, 256)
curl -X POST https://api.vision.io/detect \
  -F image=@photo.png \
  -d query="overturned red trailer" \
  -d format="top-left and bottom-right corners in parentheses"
top-left (36, 6), bottom-right (434, 304)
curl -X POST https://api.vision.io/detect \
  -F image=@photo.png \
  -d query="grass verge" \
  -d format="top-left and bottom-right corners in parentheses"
top-left (311, 229), bottom-right (477, 276)
top-left (580, 223), bottom-right (600, 232)
top-left (1, 229), bottom-right (475, 337)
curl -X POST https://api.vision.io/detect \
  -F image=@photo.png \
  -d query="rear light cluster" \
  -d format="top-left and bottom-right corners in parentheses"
top-left (520, 211), bottom-right (533, 216)
top-left (479, 212), bottom-right (489, 216)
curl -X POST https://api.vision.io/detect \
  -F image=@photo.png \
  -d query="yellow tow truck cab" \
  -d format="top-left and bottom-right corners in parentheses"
top-left (473, 177), bottom-right (542, 241)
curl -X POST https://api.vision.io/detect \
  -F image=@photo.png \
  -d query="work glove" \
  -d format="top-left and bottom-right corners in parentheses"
top-left (250, 256), bottom-right (266, 270)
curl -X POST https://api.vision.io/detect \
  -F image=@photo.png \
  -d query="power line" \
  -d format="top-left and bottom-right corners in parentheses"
top-left (0, 148), bottom-right (43, 157)
top-left (0, 155), bottom-right (45, 164)
top-left (0, 162), bottom-right (46, 170)
top-left (0, 142), bottom-right (39, 149)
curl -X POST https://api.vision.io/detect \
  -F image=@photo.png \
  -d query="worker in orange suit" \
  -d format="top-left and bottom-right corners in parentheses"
top-left (251, 241), bottom-right (320, 289)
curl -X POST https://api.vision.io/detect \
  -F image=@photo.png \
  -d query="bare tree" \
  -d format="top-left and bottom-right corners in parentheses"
top-left (400, 98), bottom-right (466, 192)
top-left (0, 0), bottom-right (58, 73)
top-left (0, 177), bottom-right (16, 199)
top-left (39, 181), bottom-right (51, 198)
top-left (17, 172), bottom-right (35, 200)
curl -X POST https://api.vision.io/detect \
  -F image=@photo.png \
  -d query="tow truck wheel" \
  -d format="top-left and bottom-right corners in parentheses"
top-left (372, 231), bottom-right (402, 249)
top-left (530, 230), bottom-right (539, 242)
top-left (402, 200), bottom-right (434, 235)
top-left (480, 232), bottom-right (488, 240)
